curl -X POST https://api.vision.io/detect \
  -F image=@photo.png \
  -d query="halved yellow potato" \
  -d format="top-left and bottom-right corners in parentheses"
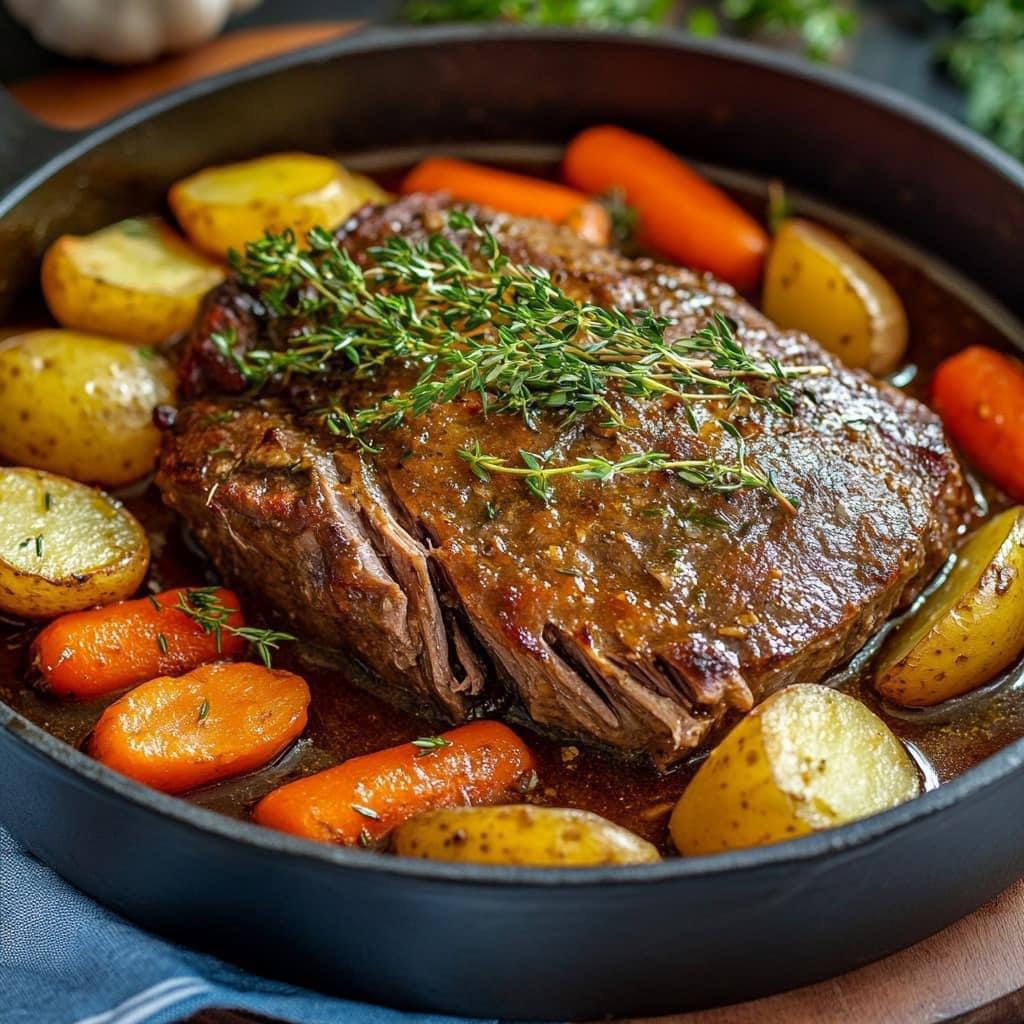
top-left (169, 153), bottom-right (390, 258)
top-left (0, 329), bottom-right (176, 487)
top-left (670, 685), bottom-right (919, 856)
top-left (763, 218), bottom-right (908, 376)
top-left (392, 804), bottom-right (660, 867)
top-left (41, 217), bottom-right (225, 345)
top-left (876, 507), bottom-right (1024, 707)
top-left (0, 468), bottom-right (149, 619)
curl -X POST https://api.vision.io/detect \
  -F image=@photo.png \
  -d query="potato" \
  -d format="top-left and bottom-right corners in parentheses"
top-left (670, 685), bottom-right (919, 856)
top-left (41, 217), bottom-right (225, 345)
top-left (0, 329), bottom-right (176, 487)
top-left (0, 468), bottom-right (149, 619)
top-left (876, 507), bottom-right (1024, 707)
top-left (763, 218), bottom-right (908, 376)
top-left (169, 153), bottom-right (390, 258)
top-left (392, 804), bottom-right (660, 867)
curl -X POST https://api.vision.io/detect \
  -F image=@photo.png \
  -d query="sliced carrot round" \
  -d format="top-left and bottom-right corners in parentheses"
top-left (33, 587), bottom-right (247, 700)
top-left (90, 661), bottom-right (310, 794)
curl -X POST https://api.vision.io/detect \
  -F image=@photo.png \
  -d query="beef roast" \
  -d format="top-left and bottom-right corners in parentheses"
top-left (157, 195), bottom-right (972, 766)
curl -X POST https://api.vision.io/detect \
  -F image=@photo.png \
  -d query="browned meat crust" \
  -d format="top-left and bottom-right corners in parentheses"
top-left (158, 196), bottom-right (972, 767)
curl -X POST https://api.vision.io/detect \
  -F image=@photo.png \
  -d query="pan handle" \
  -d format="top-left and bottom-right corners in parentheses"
top-left (0, 86), bottom-right (82, 195)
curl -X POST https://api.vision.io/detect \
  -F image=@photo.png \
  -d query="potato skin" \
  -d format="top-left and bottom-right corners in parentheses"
top-left (0, 329), bottom-right (176, 487)
top-left (0, 468), bottom-right (149, 618)
top-left (392, 804), bottom-right (660, 866)
top-left (169, 153), bottom-right (390, 258)
top-left (41, 217), bottom-right (225, 345)
top-left (670, 685), bottom-right (919, 856)
top-left (763, 218), bottom-right (908, 376)
top-left (876, 507), bottom-right (1024, 707)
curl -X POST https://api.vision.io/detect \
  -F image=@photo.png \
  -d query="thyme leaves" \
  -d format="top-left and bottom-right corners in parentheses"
top-left (176, 587), bottom-right (295, 668)
top-left (227, 212), bottom-right (823, 510)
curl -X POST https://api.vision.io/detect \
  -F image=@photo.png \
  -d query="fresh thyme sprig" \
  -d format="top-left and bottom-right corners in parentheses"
top-left (459, 419), bottom-right (796, 512)
top-left (176, 587), bottom-right (295, 668)
top-left (223, 211), bottom-right (824, 507)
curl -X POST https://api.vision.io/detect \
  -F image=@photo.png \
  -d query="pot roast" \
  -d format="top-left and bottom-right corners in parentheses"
top-left (157, 195), bottom-right (972, 767)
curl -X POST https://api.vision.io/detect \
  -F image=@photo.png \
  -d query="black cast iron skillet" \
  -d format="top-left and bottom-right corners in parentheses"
top-left (1, 25), bottom-right (1024, 1021)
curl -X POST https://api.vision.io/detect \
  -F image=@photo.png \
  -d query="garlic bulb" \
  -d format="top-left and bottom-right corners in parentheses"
top-left (5, 0), bottom-right (260, 65)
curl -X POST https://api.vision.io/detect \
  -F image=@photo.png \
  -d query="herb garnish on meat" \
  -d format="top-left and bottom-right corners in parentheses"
top-left (220, 211), bottom-right (826, 509)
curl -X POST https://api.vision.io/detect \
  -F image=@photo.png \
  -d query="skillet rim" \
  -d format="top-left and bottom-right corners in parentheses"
top-left (2, 22), bottom-right (1024, 889)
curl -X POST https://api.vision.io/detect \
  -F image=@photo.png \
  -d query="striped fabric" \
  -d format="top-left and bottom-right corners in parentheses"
top-left (1, 828), bottom-right (496, 1024)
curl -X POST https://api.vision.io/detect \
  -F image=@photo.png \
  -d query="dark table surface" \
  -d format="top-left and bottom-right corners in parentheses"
top-left (0, 0), bottom-right (966, 124)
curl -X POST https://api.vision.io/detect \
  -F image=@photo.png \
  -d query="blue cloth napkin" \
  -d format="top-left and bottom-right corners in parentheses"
top-left (0, 827), bottom-right (496, 1024)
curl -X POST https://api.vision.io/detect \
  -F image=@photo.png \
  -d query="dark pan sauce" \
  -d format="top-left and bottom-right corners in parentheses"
top-left (3, 149), bottom-right (1024, 854)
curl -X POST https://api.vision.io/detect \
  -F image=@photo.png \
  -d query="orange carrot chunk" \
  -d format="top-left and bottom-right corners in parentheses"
top-left (562, 125), bottom-right (769, 290)
top-left (253, 721), bottom-right (536, 845)
top-left (90, 661), bottom-right (310, 794)
top-left (932, 345), bottom-right (1024, 502)
top-left (33, 587), bottom-right (247, 700)
top-left (400, 157), bottom-right (610, 247)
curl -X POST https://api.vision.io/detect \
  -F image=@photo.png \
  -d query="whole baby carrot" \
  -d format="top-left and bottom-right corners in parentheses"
top-left (253, 721), bottom-right (536, 845)
top-left (563, 125), bottom-right (769, 290)
top-left (33, 586), bottom-right (246, 700)
top-left (401, 157), bottom-right (610, 246)
top-left (932, 345), bottom-right (1024, 502)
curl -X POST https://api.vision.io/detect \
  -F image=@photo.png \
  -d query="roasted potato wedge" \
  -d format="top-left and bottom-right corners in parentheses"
top-left (670, 685), bottom-right (919, 856)
top-left (876, 507), bottom-right (1024, 707)
top-left (763, 218), bottom-right (908, 376)
top-left (41, 217), bottom-right (225, 345)
top-left (169, 153), bottom-right (390, 257)
top-left (392, 804), bottom-right (660, 866)
top-left (0, 329), bottom-right (176, 487)
top-left (0, 468), bottom-right (149, 619)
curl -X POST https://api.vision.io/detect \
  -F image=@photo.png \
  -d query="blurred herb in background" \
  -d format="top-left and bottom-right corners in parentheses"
top-left (401, 1), bottom-right (860, 58)
top-left (714, 1), bottom-right (858, 60)
top-left (931, 0), bottom-right (1024, 158)
top-left (402, 1), bottom-right (675, 26)
top-left (400, 0), bottom-right (1024, 158)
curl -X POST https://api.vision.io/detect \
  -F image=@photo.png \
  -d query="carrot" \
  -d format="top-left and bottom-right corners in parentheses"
top-left (253, 721), bottom-right (536, 845)
top-left (562, 125), bottom-right (769, 290)
top-left (400, 157), bottom-right (610, 247)
top-left (932, 346), bottom-right (1024, 501)
top-left (89, 661), bottom-right (310, 794)
top-left (33, 586), bottom-right (247, 700)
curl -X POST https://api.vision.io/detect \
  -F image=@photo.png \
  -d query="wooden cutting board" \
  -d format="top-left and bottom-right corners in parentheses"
top-left (8, 23), bottom-right (358, 129)
top-left (12, 23), bottom-right (1024, 1024)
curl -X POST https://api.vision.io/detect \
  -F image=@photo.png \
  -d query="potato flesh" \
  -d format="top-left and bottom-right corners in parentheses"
top-left (0, 468), bottom-right (149, 618)
top-left (169, 153), bottom-right (391, 258)
top-left (62, 218), bottom-right (222, 294)
top-left (670, 685), bottom-right (919, 856)
top-left (876, 507), bottom-right (1024, 706)
top-left (763, 218), bottom-right (908, 376)
top-left (0, 329), bottom-right (176, 487)
top-left (392, 804), bottom-right (661, 866)
top-left (180, 152), bottom-right (337, 202)
top-left (42, 217), bottom-right (225, 345)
